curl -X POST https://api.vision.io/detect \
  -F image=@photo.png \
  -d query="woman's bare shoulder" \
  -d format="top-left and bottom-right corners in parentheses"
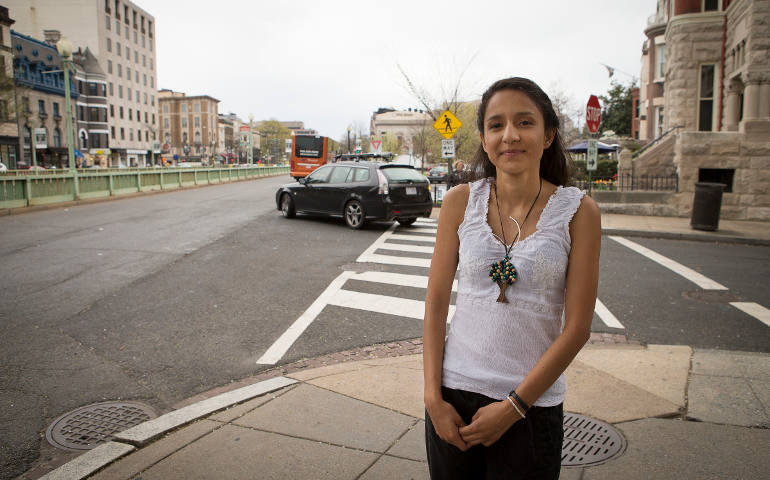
top-left (439, 183), bottom-right (471, 228)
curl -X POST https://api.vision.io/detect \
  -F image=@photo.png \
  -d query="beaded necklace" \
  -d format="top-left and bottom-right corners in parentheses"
top-left (489, 177), bottom-right (542, 303)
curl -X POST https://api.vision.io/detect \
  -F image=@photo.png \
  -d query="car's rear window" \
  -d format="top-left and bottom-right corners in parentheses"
top-left (381, 167), bottom-right (426, 182)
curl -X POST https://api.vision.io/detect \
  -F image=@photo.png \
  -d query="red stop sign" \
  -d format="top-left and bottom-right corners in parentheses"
top-left (586, 95), bottom-right (602, 134)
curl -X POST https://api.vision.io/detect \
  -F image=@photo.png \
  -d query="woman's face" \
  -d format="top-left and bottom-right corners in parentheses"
top-left (480, 89), bottom-right (554, 177)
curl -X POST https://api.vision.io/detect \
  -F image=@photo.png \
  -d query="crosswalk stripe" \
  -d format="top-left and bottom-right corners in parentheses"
top-left (350, 271), bottom-right (458, 292)
top-left (609, 236), bottom-right (727, 290)
top-left (358, 252), bottom-right (432, 268)
top-left (730, 302), bottom-right (770, 328)
top-left (376, 243), bottom-right (434, 254)
top-left (388, 234), bottom-right (436, 243)
top-left (401, 226), bottom-right (437, 233)
top-left (257, 271), bottom-right (355, 365)
top-left (594, 299), bottom-right (624, 329)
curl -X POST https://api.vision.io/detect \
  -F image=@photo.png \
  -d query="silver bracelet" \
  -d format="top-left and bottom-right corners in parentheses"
top-left (507, 396), bottom-right (525, 418)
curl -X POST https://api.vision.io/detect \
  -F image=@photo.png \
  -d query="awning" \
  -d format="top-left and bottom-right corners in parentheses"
top-left (567, 141), bottom-right (618, 153)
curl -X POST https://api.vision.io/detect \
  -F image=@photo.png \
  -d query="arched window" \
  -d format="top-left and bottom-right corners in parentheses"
top-left (79, 130), bottom-right (88, 149)
top-left (54, 128), bottom-right (61, 147)
top-left (182, 132), bottom-right (188, 144)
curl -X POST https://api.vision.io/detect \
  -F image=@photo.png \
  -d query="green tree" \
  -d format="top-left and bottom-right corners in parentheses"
top-left (599, 81), bottom-right (635, 136)
top-left (256, 119), bottom-right (291, 161)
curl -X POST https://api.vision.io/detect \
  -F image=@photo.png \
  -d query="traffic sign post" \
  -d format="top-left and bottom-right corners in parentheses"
top-left (585, 96), bottom-right (602, 195)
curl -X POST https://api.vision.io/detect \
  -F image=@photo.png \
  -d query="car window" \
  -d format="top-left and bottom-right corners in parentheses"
top-left (329, 166), bottom-right (352, 184)
top-left (351, 167), bottom-right (370, 183)
top-left (381, 167), bottom-right (427, 182)
top-left (305, 166), bottom-right (332, 183)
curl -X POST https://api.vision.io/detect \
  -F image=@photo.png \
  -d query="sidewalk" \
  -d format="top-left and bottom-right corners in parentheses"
top-left (38, 341), bottom-right (770, 480)
top-left (32, 213), bottom-right (770, 480)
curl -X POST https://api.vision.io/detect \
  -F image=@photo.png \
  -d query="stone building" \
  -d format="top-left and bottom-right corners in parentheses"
top-left (11, 30), bottom-right (78, 168)
top-left (631, 0), bottom-right (770, 221)
top-left (158, 89), bottom-right (219, 165)
top-left (0, 7), bottom-right (18, 167)
top-left (7, 0), bottom-right (160, 167)
top-left (369, 107), bottom-right (432, 153)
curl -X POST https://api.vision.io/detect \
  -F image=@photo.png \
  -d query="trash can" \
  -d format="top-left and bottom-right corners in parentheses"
top-left (691, 182), bottom-right (726, 231)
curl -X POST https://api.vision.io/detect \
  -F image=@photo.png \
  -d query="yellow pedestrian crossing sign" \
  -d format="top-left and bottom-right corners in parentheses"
top-left (433, 110), bottom-right (462, 139)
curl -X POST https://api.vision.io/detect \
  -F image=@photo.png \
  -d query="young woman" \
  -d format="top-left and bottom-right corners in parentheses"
top-left (423, 77), bottom-right (601, 479)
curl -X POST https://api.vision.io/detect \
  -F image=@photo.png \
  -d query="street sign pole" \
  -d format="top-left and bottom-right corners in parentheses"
top-left (585, 95), bottom-right (602, 196)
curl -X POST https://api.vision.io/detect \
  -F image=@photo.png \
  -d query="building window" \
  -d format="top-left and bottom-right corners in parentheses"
top-left (125, 25), bottom-right (129, 39)
top-left (151, 95), bottom-right (154, 106)
top-left (115, 20), bottom-right (120, 32)
top-left (109, 82), bottom-right (113, 95)
top-left (53, 102), bottom-right (60, 117)
top-left (149, 58), bottom-right (153, 69)
top-left (698, 64), bottom-right (715, 131)
top-left (127, 87), bottom-right (131, 100)
top-left (134, 50), bottom-right (138, 63)
top-left (143, 92), bottom-right (147, 104)
top-left (181, 104), bottom-right (187, 113)
top-left (129, 109), bottom-right (132, 120)
top-left (136, 109), bottom-right (140, 121)
top-left (54, 128), bottom-right (61, 147)
top-left (163, 104), bottom-right (169, 113)
top-left (106, 15), bottom-right (111, 30)
top-left (194, 116), bottom-right (200, 127)
top-left (656, 44), bottom-right (666, 79)
top-left (126, 66), bottom-right (130, 80)
top-left (164, 117), bottom-right (169, 129)
top-left (150, 76), bottom-right (154, 88)
top-left (129, 129), bottom-right (133, 141)
top-left (152, 113), bottom-right (155, 124)
top-left (135, 70), bottom-right (138, 83)
top-left (704, 0), bottom-right (719, 11)
top-left (106, 38), bottom-right (112, 52)
top-left (194, 102), bottom-right (200, 113)
top-left (110, 104), bottom-right (114, 117)
top-left (111, 126), bottom-right (115, 139)
top-left (120, 127), bottom-right (124, 140)
top-left (80, 131), bottom-right (88, 149)
top-left (141, 35), bottom-right (145, 48)
top-left (107, 60), bottom-right (113, 74)
top-left (142, 54), bottom-right (145, 66)
top-left (119, 106), bottom-right (123, 118)
top-left (116, 42), bottom-right (120, 56)
top-left (182, 118), bottom-right (188, 128)
top-left (38, 99), bottom-right (45, 114)
top-left (117, 63), bottom-right (121, 77)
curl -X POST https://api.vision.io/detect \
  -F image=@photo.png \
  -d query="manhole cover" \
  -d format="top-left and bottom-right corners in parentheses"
top-left (46, 401), bottom-right (157, 451)
top-left (561, 413), bottom-right (626, 467)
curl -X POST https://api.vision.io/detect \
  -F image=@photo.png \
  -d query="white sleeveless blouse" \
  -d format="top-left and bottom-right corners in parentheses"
top-left (442, 177), bottom-right (585, 406)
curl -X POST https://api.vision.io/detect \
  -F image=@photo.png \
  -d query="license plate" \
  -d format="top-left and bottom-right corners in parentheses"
top-left (406, 187), bottom-right (417, 195)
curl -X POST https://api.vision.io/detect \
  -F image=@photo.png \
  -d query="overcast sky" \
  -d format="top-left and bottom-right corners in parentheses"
top-left (141, 0), bottom-right (656, 139)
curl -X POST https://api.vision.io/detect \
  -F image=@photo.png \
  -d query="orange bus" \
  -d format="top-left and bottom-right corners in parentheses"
top-left (290, 135), bottom-right (330, 180)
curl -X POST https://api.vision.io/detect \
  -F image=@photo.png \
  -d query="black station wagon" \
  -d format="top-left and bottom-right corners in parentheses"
top-left (275, 161), bottom-right (432, 229)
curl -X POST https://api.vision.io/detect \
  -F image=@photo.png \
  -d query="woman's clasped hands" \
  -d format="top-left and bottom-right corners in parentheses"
top-left (429, 399), bottom-right (521, 451)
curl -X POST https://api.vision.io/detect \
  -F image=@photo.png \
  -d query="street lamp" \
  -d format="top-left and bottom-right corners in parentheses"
top-left (248, 114), bottom-right (254, 166)
top-left (347, 126), bottom-right (351, 154)
top-left (56, 37), bottom-right (78, 198)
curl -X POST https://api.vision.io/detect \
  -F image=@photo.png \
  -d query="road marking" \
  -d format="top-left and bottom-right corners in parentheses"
top-left (388, 234), bottom-right (436, 243)
top-left (404, 226), bottom-right (438, 233)
top-left (257, 270), bottom-right (451, 365)
top-left (376, 243), bottom-right (434, 254)
top-left (594, 298), bottom-right (624, 329)
top-left (351, 271), bottom-right (457, 292)
top-left (730, 302), bottom-right (770, 328)
top-left (609, 236), bottom-right (727, 290)
top-left (358, 253), bottom-right (432, 268)
top-left (257, 271), bottom-right (355, 365)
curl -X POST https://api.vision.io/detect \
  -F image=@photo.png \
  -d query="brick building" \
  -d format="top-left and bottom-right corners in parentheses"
top-left (159, 89), bottom-right (219, 165)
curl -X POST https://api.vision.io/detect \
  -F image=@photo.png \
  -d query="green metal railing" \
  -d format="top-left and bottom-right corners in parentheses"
top-left (0, 166), bottom-right (289, 209)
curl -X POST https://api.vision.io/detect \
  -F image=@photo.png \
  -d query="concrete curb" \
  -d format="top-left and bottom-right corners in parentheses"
top-left (601, 227), bottom-right (770, 246)
top-left (38, 376), bottom-right (297, 480)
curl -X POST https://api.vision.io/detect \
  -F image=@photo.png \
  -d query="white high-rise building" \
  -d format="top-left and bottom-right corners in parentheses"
top-left (7, 0), bottom-right (159, 166)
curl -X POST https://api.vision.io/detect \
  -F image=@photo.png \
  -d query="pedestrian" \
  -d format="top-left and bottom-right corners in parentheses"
top-left (423, 77), bottom-right (601, 479)
top-left (447, 160), bottom-right (465, 189)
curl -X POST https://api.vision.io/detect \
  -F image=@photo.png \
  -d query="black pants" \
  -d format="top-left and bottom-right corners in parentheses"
top-left (425, 387), bottom-right (563, 479)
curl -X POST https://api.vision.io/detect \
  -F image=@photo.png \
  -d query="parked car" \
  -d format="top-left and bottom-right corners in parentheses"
top-left (427, 165), bottom-right (448, 183)
top-left (275, 161), bottom-right (432, 229)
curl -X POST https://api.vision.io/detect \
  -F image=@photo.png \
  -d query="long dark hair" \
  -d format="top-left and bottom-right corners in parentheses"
top-left (467, 77), bottom-right (572, 186)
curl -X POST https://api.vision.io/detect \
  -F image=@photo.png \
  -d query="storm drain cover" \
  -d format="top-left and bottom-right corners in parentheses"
top-left (46, 401), bottom-right (157, 451)
top-left (561, 413), bottom-right (626, 467)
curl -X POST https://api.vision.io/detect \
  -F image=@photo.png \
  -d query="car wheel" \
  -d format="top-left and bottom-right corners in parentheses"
top-left (344, 200), bottom-right (365, 229)
top-left (397, 217), bottom-right (417, 226)
top-left (281, 193), bottom-right (296, 218)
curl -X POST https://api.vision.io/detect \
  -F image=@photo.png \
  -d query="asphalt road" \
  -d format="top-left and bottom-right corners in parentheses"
top-left (1, 178), bottom-right (768, 478)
